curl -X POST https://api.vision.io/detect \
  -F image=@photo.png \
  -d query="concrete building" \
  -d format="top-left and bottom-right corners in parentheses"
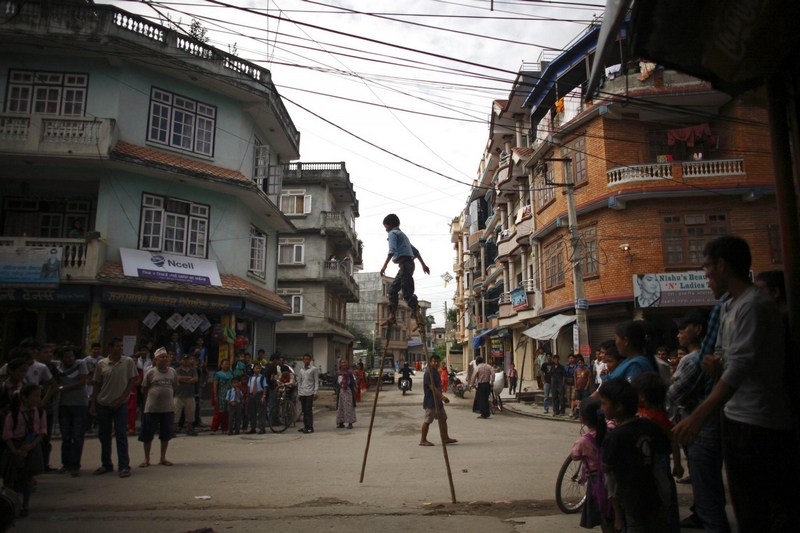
top-left (452, 22), bottom-right (782, 382)
top-left (275, 163), bottom-right (360, 374)
top-left (348, 272), bottom-right (431, 367)
top-left (0, 1), bottom-right (298, 362)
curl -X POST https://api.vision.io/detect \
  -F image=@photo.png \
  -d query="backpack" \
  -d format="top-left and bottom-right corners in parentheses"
top-left (584, 432), bottom-right (613, 516)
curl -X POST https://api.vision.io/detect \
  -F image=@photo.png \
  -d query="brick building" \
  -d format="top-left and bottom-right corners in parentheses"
top-left (452, 23), bottom-right (783, 380)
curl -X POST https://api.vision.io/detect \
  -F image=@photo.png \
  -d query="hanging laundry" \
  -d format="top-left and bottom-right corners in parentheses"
top-left (667, 123), bottom-right (717, 147)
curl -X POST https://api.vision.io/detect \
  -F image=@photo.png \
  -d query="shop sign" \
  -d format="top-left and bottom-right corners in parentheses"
top-left (510, 287), bottom-right (529, 311)
top-left (633, 272), bottom-right (717, 308)
top-left (0, 246), bottom-right (63, 286)
top-left (0, 287), bottom-right (91, 303)
top-left (491, 338), bottom-right (504, 357)
top-left (101, 289), bottom-right (241, 313)
top-left (120, 248), bottom-right (222, 286)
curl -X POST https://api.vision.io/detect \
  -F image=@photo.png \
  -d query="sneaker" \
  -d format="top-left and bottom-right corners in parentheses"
top-left (57, 466), bottom-right (69, 474)
top-left (70, 470), bottom-right (81, 478)
top-left (93, 466), bottom-right (113, 476)
top-left (337, 423), bottom-right (345, 429)
top-left (186, 429), bottom-right (198, 437)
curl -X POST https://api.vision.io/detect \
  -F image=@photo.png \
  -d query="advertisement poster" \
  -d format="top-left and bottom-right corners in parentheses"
top-left (509, 287), bottom-right (530, 311)
top-left (633, 272), bottom-right (717, 308)
top-left (119, 248), bottom-right (222, 286)
top-left (143, 312), bottom-right (161, 329)
top-left (0, 246), bottom-right (63, 286)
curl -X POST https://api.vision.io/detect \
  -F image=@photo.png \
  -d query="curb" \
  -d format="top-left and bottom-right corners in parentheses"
top-left (503, 402), bottom-right (582, 423)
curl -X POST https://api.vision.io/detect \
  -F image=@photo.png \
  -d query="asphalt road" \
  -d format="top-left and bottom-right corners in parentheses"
top-left (17, 383), bottom-right (696, 532)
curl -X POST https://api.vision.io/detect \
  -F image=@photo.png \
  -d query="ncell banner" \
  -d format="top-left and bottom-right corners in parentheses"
top-left (120, 248), bottom-right (222, 286)
top-left (632, 271), bottom-right (716, 308)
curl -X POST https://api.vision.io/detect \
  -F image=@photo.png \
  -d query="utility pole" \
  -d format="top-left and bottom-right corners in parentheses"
top-left (542, 158), bottom-right (590, 357)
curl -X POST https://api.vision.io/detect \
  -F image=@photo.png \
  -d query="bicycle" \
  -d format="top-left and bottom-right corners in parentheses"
top-left (555, 422), bottom-right (587, 514)
top-left (268, 388), bottom-right (296, 434)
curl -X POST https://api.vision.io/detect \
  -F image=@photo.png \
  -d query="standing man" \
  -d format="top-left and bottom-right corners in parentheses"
top-left (264, 355), bottom-right (280, 416)
top-left (55, 346), bottom-right (89, 476)
top-left (549, 355), bottom-right (566, 416)
top-left (469, 356), bottom-right (494, 419)
top-left (173, 355), bottom-right (198, 437)
top-left (27, 343), bottom-right (58, 472)
top-left (674, 236), bottom-right (796, 532)
top-left (535, 347), bottom-right (546, 390)
top-left (541, 353), bottom-right (554, 414)
top-left (85, 342), bottom-right (103, 365)
top-left (165, 332), bottom-right (184, 361)
top-left (90, 337), bottom-right (139, 478)
top-left (419, 355), bottom-right (457, 447)
top-left (296, 354), bottom-right (319, 434)
top-left (139, 348), bottom-right (178, 467)
top-left (564, 354), bottom-right (577, 418)
top-left (246, 363), bottom-right (268, 434)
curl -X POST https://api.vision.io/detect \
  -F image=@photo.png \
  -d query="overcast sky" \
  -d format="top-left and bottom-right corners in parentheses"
top-left (111, 0), bottom-right (604, 326)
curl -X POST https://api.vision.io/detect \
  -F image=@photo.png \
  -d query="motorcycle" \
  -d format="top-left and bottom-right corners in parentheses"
top-left (399, 376), bottom-right (412, 395)
top-left (449, 370), bottom-right (466, 398)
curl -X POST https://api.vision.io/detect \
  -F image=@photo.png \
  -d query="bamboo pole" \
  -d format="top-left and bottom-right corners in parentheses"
top-left (359, 335), bottom-right (390, 483)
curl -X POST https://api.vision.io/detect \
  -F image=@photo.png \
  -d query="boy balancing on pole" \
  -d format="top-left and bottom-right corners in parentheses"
top-left (380, 214), bottom-right (430, 326)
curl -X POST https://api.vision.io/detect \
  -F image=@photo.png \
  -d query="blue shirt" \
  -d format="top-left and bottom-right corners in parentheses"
top-left (387, 228), bottom-right (419, 263)
top-left (603, 356), bottom-right (655, 384)
top-left (248, 375), bottom-right (268, 394)
top-left (225, 387), bottom-right (242, 404)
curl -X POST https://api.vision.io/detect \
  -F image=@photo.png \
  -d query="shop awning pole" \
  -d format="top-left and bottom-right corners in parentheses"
top-left (516, 339), bottom-right (528, 403)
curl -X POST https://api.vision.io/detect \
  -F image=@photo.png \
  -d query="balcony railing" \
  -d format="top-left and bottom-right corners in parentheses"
top-left (322, 260), bottom-right (360, 301)
top-left (0, 237), bottom-right (105, 281)
top-left (681, 158), bottom-right (744, 178)
top-left (606, 163), bottom-right (673, 186)
top-left (320, 211), bottom-right (358, 249)
top-left (521, 278), bottom-right (537, 292)
top-left (0, 115), bottom-right (118, 155)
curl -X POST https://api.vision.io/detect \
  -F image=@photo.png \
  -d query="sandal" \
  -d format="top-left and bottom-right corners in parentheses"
top-left (93, 466), bottom-right (113, 476)
top-left (158, 460), bottom-right (174, 466)
top-left (138, 461), bottom-right (150, 468)
top-left (119, 468), bottom-right (131, 478)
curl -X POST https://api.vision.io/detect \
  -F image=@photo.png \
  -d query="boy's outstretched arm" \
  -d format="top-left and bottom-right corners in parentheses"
top-left (379, 254), bottom-right (392, 277)
top-left (413, 247), bottom-right (431, 275)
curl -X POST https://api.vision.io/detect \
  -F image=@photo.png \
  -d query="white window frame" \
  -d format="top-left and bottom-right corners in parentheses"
top-left (278, 289), bottom-right (303, 315)
top-left (278, 238), bottom-right (305, 265)
top-left (4, 70), bottom-right (88, 116)
top-left (279, 189), bottom-right (311, 215)
top-left (138, 193), bottom-right (209, 258)
top-left (147, 87), bottom-right (216, 157)
top-left (249, 225), bottom-right (267, 278)
top-left (253, 137), bottom-right (269, 181)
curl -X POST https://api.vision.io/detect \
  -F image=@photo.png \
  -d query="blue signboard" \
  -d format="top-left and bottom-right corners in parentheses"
top-left (0, 287), bottom-right (91, 304)
top-left (0, 246), bottom-right (63, 286)
top-left (510, 287), bottom-right (529, 311)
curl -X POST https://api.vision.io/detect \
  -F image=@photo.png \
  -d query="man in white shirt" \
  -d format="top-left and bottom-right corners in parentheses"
top-left (295, 354), bottom-right (319, 434)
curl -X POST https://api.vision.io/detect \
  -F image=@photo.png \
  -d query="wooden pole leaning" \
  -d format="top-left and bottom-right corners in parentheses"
top-left (359, 333), bottom-right (391, 483)
top-left (417, 309), bottom-right (457, 504)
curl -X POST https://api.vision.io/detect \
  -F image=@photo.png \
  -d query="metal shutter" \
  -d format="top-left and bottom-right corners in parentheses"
top-left (588, 318), bottom-right (619, 351)
top-left (255, 319), bottom-right (275, 357)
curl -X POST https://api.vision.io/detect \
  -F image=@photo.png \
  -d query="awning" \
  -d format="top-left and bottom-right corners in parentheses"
top-left (522, 314), bottom-right (577, 340)
top-left (586, 0), bottom-right (631, 98)
top-left (407, 342), bottom-right (422, 348)
top-left (473, 328), bottom-right (496, 349)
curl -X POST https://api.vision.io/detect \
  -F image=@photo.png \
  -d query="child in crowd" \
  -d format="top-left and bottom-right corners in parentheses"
top-left (1, 384), bottom-right (46, 518)
top-left (226, 377), bottom-right (244, 435)
top-left (599, 378), bottom-right (670, 533)
top-left (599, 346), bottom-right (623, 385)
top-left (632, 372), bottom-right (681, 533)
top-left (571, 357), bottom-right (591, 418)
top-left (571, 397), bottom-right (613, 532)
top-left (233, 352), bottom-right (247, 379)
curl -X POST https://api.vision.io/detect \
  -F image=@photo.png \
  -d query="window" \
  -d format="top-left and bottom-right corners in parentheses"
top-left (147, 87), bottom-right (216, 156)
top-left (582, 227), bottom-right (598, 277)
top-left (138, 193), bottom-right (209, 258)
top-left (278, 289), bottom-right (303, 315)
top-left (249, 226), bottom-right (267, 278)
top-left (253, 137), bottom-right (269, 181)
top-left (4, 70), bottom-right (88, 116)
top-left (561, 138), bottom-right (587, 184)
top-left (279, 190), bottom-right (311, 215)
top-left (544, 241), bottom-right (565, 289)
top-left (767, 224), bottom-right (783, 264)
top-left (39, 214), bottom-right (63, 238)
top-left (278, 238), bottom-right (304, 265)
top-left (537, 173), bottom-right (555, 209)
top-left (661, 213), bottom-right (730, 267)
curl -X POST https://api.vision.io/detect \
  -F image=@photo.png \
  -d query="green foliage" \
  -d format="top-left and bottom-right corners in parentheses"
top-left (446, 307), bottom-right (458, 325)
top-left (189, 19), bottom-right (209, 43)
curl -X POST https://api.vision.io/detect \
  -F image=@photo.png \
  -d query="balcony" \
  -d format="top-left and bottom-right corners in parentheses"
top-left (521, 278), bottom-right (537, 293)
top-left (515, 214), bottom-right (534, 242)
top-left (319, 211), bottom-right (358, 251)
top-left (278, 260), bottom-right (359, 302)
top-left (497, 232), bottom-right (519, 258)
top-left (0, 115), bottom-right (118, 157)
top-left (681, 159), bottom-right (744, 178)
top-left (606, 163), bottom-right (672, 186)
top-left (607, 158), bottom-right (746, 187)
top-left (0, 237), bottom-right (106, 282)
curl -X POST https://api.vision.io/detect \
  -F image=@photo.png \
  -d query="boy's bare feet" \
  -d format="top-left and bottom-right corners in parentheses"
top-left (419, 441), bottom-right (435, 446)
top-left (444, 438), bottom-right (458, 444)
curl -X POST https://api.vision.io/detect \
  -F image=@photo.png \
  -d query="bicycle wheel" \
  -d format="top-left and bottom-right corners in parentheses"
top-left (555, 454), bottom-right (586, 514)
top-left (281, 401), bottom-right (295, 432)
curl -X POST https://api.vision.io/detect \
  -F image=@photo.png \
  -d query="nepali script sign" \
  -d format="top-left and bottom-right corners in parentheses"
top-left (120, 248), bottom-right (222, 287)
top-left (0, 246), bottom-right (63, 286)
top-left (632, 271), bottom-right (716, 308)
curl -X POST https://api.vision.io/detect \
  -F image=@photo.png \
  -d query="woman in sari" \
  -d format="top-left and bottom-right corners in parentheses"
top-left (210, 359), bottom-right (233, 435)
top-left (334, 358), bottom-right (356, 429)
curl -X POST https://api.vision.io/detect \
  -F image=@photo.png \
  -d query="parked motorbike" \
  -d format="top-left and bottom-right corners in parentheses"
top-left (399, 376), bottom-right (412, 395)
top-left (449, 371), bottom-right (466, 398)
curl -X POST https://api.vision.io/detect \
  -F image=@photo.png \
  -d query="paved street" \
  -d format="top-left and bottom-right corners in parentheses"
top-left (20, 384), bottom-right (703, 532)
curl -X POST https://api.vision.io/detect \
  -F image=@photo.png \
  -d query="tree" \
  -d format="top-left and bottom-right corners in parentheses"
top-left (189, 18), bottom-right (209, 43)
top-left (446, 307), bottom-right (458, 326)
